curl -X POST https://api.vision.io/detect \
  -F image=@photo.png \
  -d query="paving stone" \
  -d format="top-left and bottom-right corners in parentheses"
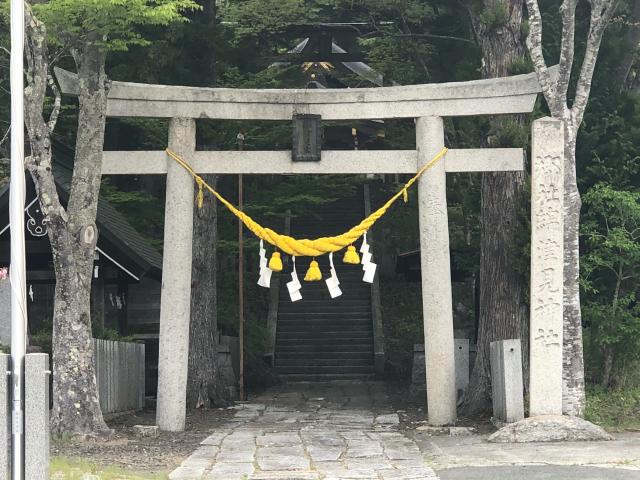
top-left (216, 445), bottom-right (256, 463)
top-left (379, 468), bottom-right (437, 480)
top-left (206, 462), bottom-right (255, 479)
top-left (345, 439), bottom-right (384, 458)
top-left (344, 457), bottom-right (391, 470)
top-left (181, 457), bottom-right (211, 469)
top-left (201, 431), bottom-right (230, 446)
top-left (257, 446), bottom-right (309, 471)
top-left (169, 466), bottom-right (206, 479)
top-left (169, 382), bottom-right (438, 480)
top-left (307, 445), bottom-right (344, 462)
top-left (390, 459), bottom-right (427, 469)
top-left (257, 432), bottom-right (301, 447)
top-left (383, 446), bottom-right (423, 461)
top-left (250, 471), bottom-right (320, 479)
top-left (190, 446), bottom-right (219, 459)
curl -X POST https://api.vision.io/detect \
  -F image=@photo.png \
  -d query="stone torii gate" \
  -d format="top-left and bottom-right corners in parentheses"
top-left (56, 67), bottom-right (564, 432)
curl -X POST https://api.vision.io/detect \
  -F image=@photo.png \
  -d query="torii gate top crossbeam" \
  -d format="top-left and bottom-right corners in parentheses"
top-left (55, 67), bottom-right (556, 120)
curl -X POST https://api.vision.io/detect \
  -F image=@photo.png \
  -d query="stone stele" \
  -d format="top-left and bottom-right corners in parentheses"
top-left (487, 415), bottom-right (613, 443)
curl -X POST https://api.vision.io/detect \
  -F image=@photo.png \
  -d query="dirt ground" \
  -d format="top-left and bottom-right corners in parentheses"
top-left (51, 407), bottom-right (234, 475)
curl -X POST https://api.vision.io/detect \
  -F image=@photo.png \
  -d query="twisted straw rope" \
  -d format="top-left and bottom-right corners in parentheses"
top-left (165, 147), bottom-right (448, 257)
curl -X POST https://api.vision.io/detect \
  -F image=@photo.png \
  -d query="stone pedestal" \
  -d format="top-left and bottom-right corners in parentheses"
top-left (490, 339), bottom-right (524, 423)
top-left (25, 353), bottom-right (49, 480)
top-left (0, 354), bottom-right (9, 479)
top-left (156, 118), bottom-right (196, 432)
top-left (416, 116), bottom-right (456, 426)
top-left (529, 117), bottom-right (564, 416)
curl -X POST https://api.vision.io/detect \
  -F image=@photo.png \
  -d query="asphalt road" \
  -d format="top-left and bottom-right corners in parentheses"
top-left (437, 465), bottom-right (640, 480)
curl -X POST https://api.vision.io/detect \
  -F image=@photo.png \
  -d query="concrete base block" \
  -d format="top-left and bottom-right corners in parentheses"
top-left (490, 339), bottom-right (524, 423)
top-left (25, 353), bottom-right (50, 480)
top-left (411, 342), bottom-right (471, 399)
top-left (488, 415), bottom-right (613, 443)
top-left (0, 354), bottom-right (9, 480)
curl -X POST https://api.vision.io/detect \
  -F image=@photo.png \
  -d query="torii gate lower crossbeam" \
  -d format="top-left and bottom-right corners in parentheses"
top-left (56, 68), bottom-right (564, 431)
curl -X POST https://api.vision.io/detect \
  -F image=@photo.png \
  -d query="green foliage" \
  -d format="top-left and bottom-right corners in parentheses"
top-left (100, 177), bottom-right (165, 249)
top-left (581, 184), bottom-right (640, 386)
top-left (585, 385), bottom-right (640, 431)
top-left (32, 0), bottom-right (200, 51)
top-left (31, 318), bottom-right (134, 356)
top-left (478, 3), bottom-right (509, 31)
top-left (50, 457), bottom-right (168, 480)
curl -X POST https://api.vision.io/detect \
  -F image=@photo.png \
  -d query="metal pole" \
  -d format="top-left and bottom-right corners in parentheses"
top-left (238, 174), bottom-right (245, 401)
top-left (9, 0), bottom-right (27, 478)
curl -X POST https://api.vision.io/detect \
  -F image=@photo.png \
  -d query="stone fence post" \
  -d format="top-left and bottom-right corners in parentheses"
top-left (25, 353), bottom-right (50, 480)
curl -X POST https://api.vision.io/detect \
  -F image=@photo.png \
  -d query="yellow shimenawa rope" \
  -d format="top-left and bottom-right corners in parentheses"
top-left (165, 147), bottom-right (448, 257)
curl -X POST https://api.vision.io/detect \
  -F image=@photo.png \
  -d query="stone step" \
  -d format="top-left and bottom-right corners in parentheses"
top-left (276, 358), bottom-right (374, 367)
top-left (279, 303), bottom-right (371, 313)
top-left (277, 318), bottom-right (373, 326)
top-left (276, 351), bottom-right (374, 360)
top-left (277, 318), bottom-right (373, 327)
top-left (278, 311), bottom-right (371, 319)
top-left (276, 343), bottom-right (373, 352)
top-left (277, 339), bottom-right (372, 347)
top-left (279, 292), bottom-right (371, 302)
top-left (277, 330), bottom-right (373, 339)
top-left (275, 365), bottom-right (375, 374)
top-left (278, 373), bottom-right (376, 381)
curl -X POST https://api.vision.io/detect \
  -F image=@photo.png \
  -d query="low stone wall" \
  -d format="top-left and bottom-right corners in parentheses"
top-left (93, 339), bottom-right (145, 415)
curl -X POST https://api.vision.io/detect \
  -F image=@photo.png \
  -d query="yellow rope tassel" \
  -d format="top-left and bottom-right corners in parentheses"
top-left (196, 179), bottom-right (205, 209)
top-left (165, 147), bottom-right (448, 257)
top-left (343, 245), bottom-right (360, 264)
top-left (304, 260), bottom-right (322, 282)
top-left (268, 252), bottom-right (283, 272)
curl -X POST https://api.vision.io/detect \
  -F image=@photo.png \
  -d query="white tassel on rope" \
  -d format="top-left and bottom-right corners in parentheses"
top-left (360, 232), bottom-right (377, 283)
top-left (286, 256), bottom-right (302, 302)
top-left (325, 252), bottom-right (342, 298)
top-left (257, 239), bottom-right (272, 288)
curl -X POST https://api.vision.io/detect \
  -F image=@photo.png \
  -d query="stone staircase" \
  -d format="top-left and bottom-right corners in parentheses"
top-left (274, 195), bottom-right (376, 381)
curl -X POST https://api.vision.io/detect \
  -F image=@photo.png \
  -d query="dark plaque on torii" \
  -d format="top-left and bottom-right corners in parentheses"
top-left (292, 114), bottom-right (322, 162)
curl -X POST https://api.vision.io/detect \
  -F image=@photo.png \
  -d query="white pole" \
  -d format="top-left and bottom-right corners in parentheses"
top-left (10, 0), bottom-right (27, 478)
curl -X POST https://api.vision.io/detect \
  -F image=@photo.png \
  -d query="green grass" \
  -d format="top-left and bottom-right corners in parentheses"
top-left (50, 457), bottom-right (169, 480)
top-left (585, 386), bottom-right (640, 431)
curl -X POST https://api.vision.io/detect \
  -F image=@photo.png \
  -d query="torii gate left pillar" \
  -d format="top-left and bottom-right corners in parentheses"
top-left (156, 118), bottom-right (195, 431)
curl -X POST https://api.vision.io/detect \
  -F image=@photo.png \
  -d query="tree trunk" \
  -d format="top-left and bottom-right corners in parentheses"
top-left (186, 4), bottom-right (224, 409)
top-left (187, 174), bottom-right (226, 408)
top-left (50, 42), bottom-right (111, 435)
top-left (463, 0), bottom-right (529, 415)
top-left (561, 128), bottom-right (586, 416)
top-left (24, 8), bottom-right (111, 436)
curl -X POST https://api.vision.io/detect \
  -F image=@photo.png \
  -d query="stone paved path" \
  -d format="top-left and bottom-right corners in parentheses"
top-left (169, 381), bottom-right (438, 480)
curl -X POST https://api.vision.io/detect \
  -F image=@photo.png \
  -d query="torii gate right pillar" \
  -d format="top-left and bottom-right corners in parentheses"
top-left (417, 116), bottom-right (457, 425)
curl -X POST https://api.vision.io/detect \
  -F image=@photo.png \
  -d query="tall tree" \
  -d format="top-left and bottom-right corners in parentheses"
top-left (23, 0), bottom-right (197, 436)
top-left (525, 0), bottom-right (619, 416)
top-left (186, 1), bottom-right (225, 408)
top-left (463, 0), bottom-right (529, 414)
